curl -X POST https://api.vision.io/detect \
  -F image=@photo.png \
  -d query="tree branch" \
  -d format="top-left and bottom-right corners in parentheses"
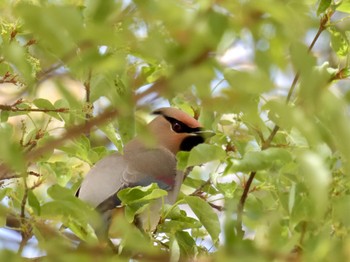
top-left (0, 99), bottom-right (69, 113)
top-left (0, 108), bottom-right (120, 180)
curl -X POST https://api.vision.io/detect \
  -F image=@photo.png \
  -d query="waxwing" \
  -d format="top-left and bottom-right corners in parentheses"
top-left (77, 107), bottom-right (214, 235)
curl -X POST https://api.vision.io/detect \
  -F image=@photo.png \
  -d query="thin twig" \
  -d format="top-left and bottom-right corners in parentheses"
top-left (26, 108), bottom-right (119, 163)
top-left (17, 175), bottom-right (32, 255)
top-left (0, 108), bottom-right (119, 180)
top-left (84, 69), bottom-right (93, 137)
top-left (0, 106), bottom-right (69, 113)
top-left (0, 99), bottom-right (69, 113)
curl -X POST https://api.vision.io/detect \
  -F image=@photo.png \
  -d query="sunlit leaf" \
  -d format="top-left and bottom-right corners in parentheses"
top-left (185, 196), bottom-right (220, 243)
top-left (337, 1), bottom-right (350, 13)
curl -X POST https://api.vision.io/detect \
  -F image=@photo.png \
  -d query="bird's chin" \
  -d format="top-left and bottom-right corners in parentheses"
top-left (179, 135), bottom-right (205, 151)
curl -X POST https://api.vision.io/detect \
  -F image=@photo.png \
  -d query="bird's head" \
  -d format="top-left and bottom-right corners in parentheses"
top-left (148, 107), bottom-right (214, 154)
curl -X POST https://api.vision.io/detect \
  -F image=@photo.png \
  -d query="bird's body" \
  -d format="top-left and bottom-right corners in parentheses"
top-left (77, 107), bottom-right (212, 234)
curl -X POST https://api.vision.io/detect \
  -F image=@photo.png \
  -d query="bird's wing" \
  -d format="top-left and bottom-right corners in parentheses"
top-left (93, 147), bottom-right (178, 213)
top-left (77, 153), bottom-right (127, 208)
top-left (122, 146), bottom-right (177, 188)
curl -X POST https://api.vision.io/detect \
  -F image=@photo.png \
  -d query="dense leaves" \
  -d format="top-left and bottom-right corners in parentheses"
top-left (0, 0), bottom-right (350, 261)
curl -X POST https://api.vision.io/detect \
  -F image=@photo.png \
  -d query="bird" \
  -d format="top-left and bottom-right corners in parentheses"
top-left (77, 107), bottom-right (214, 237)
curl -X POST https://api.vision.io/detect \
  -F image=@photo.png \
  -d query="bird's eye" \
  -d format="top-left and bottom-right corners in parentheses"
top-left (172, 122), bottom-right (183, 133)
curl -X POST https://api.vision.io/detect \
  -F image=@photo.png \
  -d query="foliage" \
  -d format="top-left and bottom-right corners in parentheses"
top-left (0, 0), bottom-right (350, 261)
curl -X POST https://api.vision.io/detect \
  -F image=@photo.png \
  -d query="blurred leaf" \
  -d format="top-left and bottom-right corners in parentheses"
top-left (0, 188), bottom-right (12, 201)
top-left (288, 182), bottom-right (296, 215)
top-left (28, 189), bottom-right (41, 215)
top-left (0, 123), bottom-right (25, 172)
top-left (170, 237), bottom-right (181, 262)
top-left (100, 122), bottom-right (123, 152)
top-left (42, 185), bottom-right (101, 239)
top-left (187, 144), bottom-right (226, 168)
top-left (16, 3), bottom-right (83, 55)
top-left (109, 214), bottom-right (157, 255)
top-left (185, 196), bottom-right (220, 243)
top-left (0, 111), bottom-right (9, 122)
top-left (229, 148), bottom-right (292, 173)
top-left (84, 0), bottom-right (120, 23)
top-left (337, 1), bottom-right (350, 13)
top-left (317, 0), bottom-right (331, 15)
top-left (2, 42), bottom-right (33, 83)
top-left (224, 69), bottom-right (274, 94)
top-left (40, 161), bottom-right (73, 187)
top-left (329, 27), bottom-right (349, 57)
top-left (175, 231), bottom-right (197, 258)
top-left (298, 151), bottom-right (331, 219)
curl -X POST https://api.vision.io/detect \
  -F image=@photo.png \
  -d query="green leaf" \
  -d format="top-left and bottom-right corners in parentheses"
top-left (185, 196), bottom-right (220, 243)
top-left (117, 183), bottom-right (168, 205)
top-left (0, 111), bottom-right (9, 122)
top-left (46, 184), bottom-right (74, 200)
top-left (28, 190), bottom-right (41, 215)
top-left (170, 237), bottom-right (181, 262)
top-left (317, 0), bottom-right (331, 15)
top-left (109, 215), bottom-right (157, 254)
top-left (187, 144), bottom-right (226, 167)
top-left (42, 185), bottom-right (101, 241)
top-left (298, 151), bottom-right (331, 219)
top-left (16, 4), bottom-right (83, 55)
top-left (329, 27), bottom-right (349, 57)
top-left (175, 230), bottom-right (197, 257)
top-left (33, 98), bottom-right (62, 120)
top-left (0, 123), bottom-right (25, 172)
top-left (42, 161), bottom-right (73, 187)
top-left (118, 184), bottom-right (168, 223)
top-left (100, 123), bottom-right (123, 152)
top-left (337, 1), bottom-right (350, 13)
top-left (33, 98), bottom-right (55, 110)
top-left (0, 188), bottom-right (12, 201)
top-left (224, 69), bottom-right (274, 94)
top-left (288, 182), bottom-right (296, 215)
top-left (158, 205), bottom-right (201, 233)
top-left (229, 148), bottom-right (292, 173)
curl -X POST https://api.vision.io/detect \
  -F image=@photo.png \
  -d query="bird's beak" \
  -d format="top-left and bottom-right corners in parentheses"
top-left (194, 129), bottom-right (216, 139)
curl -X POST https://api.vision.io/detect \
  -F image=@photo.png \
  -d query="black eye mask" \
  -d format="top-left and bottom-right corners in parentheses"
top-left (163, 116), bottom-right (201, 134)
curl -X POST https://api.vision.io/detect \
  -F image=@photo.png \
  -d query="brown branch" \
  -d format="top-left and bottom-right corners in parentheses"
top-left (0, 105), bottom-right (69, 113)
top-left (235, 11), bottom-right (332, 237)
top-left (36, 40), bottom-right (94, 82)
top-left (26, 108), bottom-right (119, 163)
top-left (17, 176), bottom-right (32, 255)
top-left (84, 69), bottom-right (93, 137)
top-left (0, 71), bottom-right (19, 85)
top-left (0, 108), bottom-right (119, 180)
top-left (236, 171), bottom-right (256, 238)
top-left (0, 99), bottom-right (69, 113)
top-left (208, 202), bottom-right (225, 212)
top-left (1, 171), bottom-right (41, 181)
